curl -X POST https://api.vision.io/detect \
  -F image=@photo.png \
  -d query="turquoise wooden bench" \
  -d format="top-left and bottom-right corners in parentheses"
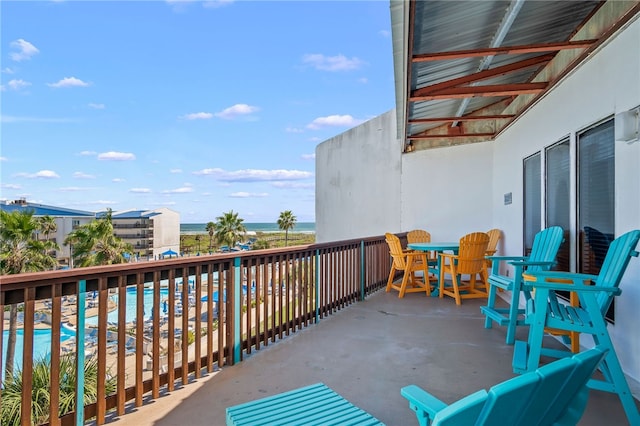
top-left (481, 226), bottom-right (564, 344)
top-left (401, 347), bottom-right (607, 426)
top-left (513, 229), bottom-right (640, 424)
top-left (226, 382), bottom-right (385, 426)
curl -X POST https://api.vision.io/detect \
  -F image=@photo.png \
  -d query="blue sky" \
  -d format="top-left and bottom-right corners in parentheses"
top-left (0, 0), bottom-right (395, 223)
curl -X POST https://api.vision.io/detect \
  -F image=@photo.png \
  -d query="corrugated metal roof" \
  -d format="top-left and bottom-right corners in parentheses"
top-left (391, 0), bottom-right (639, 151)
top-left (0, 202), bottom-right (95, 217)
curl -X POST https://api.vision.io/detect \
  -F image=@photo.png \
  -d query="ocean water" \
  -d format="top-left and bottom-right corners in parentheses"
top-left (181, 222), bottom-right (315, 234)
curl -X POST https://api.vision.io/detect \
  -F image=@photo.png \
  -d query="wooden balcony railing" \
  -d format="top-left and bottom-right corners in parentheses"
top-left (0, 234), bottom-right (397, 425)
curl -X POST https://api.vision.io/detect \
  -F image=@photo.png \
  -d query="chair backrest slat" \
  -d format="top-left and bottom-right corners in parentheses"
top-left (385, 233), bottom-right (406, 269)
top-left (593, 230), bottom-right (640, 315)
top-left (486, 229), bottom-right (502, 256)
top-left (407, 229), bottom-right (431, 244)
top-left (527, 226), bottom-right (564, 272)
top-left (456, 232), bottom-right (489, 274)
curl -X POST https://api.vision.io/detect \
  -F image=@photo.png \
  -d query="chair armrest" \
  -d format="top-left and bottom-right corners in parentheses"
top-left (508, 260), bottom-right (555, 268)
top-left (487, 255), bottom-right (527, 262)
top-left (406, 252), bottom-right (428, 258)
top-left (524, 271), bottom-right (621, 295)
top-left (439, 252), bottom-right (457, 262)
top-left (401, 385), bottom-right (448, 419)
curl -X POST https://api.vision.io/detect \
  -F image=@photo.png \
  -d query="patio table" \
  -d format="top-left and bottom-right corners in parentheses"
top-left (407, 242), bottom-right (459, 296)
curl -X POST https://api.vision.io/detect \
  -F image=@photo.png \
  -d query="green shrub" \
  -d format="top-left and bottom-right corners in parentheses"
top-left (1, 354), bottom-right (116, 425)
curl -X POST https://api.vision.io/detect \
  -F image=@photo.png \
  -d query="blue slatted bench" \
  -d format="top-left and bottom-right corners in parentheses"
top-left (226, 382), bottom-right (385, 426)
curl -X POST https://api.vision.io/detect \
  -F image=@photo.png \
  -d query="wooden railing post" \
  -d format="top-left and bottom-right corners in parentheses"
top-left (233, 256), bottom-right (241, 364)
top-left (315, 249), bottom-right (320, 323)
top-left (75, 279), bottom-right (87, 426)
top-left (360, 240), bottom-right (365, 301)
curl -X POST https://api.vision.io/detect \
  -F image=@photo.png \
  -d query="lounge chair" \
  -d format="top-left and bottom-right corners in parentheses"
top-left (481, 226), bottom-right (564, 344)
top-left (402, 347), bottom-right (607, 426)
top-left (513, 229), bottom-right (640, 424)
top-left (226, 383), bottom-right (384, 426)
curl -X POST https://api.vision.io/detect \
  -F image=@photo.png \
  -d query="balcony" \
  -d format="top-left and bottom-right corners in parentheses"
top-left (1, 235), bottom-right (636, 425)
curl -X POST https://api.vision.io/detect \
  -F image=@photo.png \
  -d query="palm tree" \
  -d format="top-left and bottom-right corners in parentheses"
top-left (214, 211), bottom-right (246, 248)
top-left (195, 234), bottom-right (202, 253)
top-left (38, 215), bottom-right (57, 242)
top-left (1, 354), bottom-right (116, 425)
top-left (205, 221), bottom-right (215, 250)
top-left (0, 210), bottom-right (58, 379)
top-left (64, 209), bottom-right (133, 267)
top-left (277, 210), bottom-right (297, 247)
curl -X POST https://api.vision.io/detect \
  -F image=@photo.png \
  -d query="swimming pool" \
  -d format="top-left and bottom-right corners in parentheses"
top-left (2, 324), bottom-right (76, 379)
top-left (85, 287), bottom-right (171, 326)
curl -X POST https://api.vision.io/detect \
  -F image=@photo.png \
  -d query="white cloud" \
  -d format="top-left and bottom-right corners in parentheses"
top-left (97, 151), bottom-right (136, 161)
top-left (302, 54), bottom-right (365, 71)
top-left (6, 79), bottom-right (31, 91)
top-left (47, 77), bottom-right (90, 88)
top-left (0, 156), bottom-right (7, 162)
top-left (58, 186), bottom-right (90, 192)
top-left (285, 127), bottom-right (304, 133)
top-left (358, 77), bottom-right (368, 84)
top-left (307, 114), bottom-right (364, 130)
top-left (180, 112), bottom-right (213, 120)
top-left (15, 170), bottom-right (60, 179)
top-left (193, 167), bottom-right (313, 182)
top-left (379, 30), bottom-right (391, 37)
top-left (93, 200), bottom-right (117, 205)
top-left (162, 186), bottom-right (194, 194)
top-left (214, 104), bottom-right (259, 120)
top-left (308, 137), bottom-right (322, 142)
top-left (229, 192), bottom-right (269, 198)
top-left (301, 153), bottom-right (315, 160)
top-left (88, 103), bottom-right (105, 109)
top-left (1, 183), bottom-right (21, 189)
top-left (10, 39), bottom-right (39, 62)
top-left (271, 182), bottom-right (315, 189)
top-left (73, 171), bottom-right (95, 179)
top-left (130, 188), bottom-right (151, 193)
top-left (202, 0), bottom-right (234, 8)
top-left (170, 168), bottom-right (183, 174)
top-left (79, 150), bottom-right (97, 156)
top-left (2, 67), bottom-right (16, 74)
top-left (112, 178), bottom-right (125, 183)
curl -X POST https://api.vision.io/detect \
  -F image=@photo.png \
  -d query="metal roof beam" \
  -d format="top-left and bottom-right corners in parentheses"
top-left (412, 39), bottom-right (598, 62)
top-left (411, 83), bottom-right (547, 101)
top-left (408, 133), bottom-right (495, 140)
top-left (409, 114), bottom-right (515, 123)
top-left (412, 54), bottom-right (554, 98)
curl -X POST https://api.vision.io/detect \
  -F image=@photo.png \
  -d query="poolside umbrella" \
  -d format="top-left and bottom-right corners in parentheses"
top-left (161, 249), bottom-right (179, 258)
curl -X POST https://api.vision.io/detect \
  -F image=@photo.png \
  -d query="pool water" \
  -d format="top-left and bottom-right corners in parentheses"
top-left (2, 325), bottom-right (76, 379)
top-left (86, 287), bottom-right (171, 325)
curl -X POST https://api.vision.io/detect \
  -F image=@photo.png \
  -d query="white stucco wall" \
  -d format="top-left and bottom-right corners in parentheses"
top-left (400, 142), bottom-right (494, 242)
top-left (151, 208), bottom-right (180, 255)
top-left (315, 110), bottom-right (402, 243)
top-left (492, 19), bottom-right (640, 384)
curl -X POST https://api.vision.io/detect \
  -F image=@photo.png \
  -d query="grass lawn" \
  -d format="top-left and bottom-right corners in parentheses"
top-left (180, 232), bottom-right (316, 254)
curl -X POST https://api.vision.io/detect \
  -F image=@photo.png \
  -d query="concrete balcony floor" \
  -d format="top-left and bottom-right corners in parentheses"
top-left (113, 290), bottom-right (638, 426)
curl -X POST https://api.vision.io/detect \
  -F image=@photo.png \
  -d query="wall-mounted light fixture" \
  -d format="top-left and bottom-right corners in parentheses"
top-left (615, 106), bottom-right (640, 143)
top-left (405, 141), bottom-right (415, 153)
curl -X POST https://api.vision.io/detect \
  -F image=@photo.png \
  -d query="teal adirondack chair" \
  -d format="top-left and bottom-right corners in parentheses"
top-left (513, 229), bottom-right (640, 424)
top-left (401, 347), bottom-right (607, 426)
top-left (481, 226), bottom-right (564, 344)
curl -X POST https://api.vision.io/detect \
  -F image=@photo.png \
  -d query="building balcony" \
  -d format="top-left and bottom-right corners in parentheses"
top-left (0, 234), bottom-right (636, 426)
